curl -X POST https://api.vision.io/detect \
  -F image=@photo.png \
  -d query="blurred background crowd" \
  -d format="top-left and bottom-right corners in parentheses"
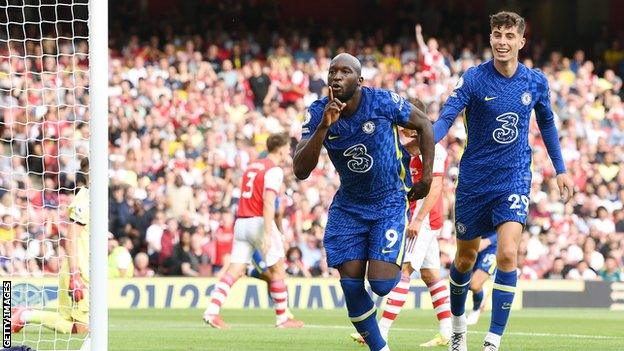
top-left (0, 0), bottom-right (623, 282)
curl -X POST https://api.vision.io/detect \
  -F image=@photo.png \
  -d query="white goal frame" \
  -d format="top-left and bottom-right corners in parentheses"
top-left (88, 0), bottom-right (107, 350)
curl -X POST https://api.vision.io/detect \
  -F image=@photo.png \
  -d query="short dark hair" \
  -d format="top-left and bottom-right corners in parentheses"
top-left (490, 11), bottom-right (525, 35)
top-left (119, 236), bottom-right (132, 247)
top-left (266, 133), bottom-right (289, 153)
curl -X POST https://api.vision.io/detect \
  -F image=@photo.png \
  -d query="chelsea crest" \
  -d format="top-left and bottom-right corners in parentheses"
top-left (521, 92), bottom-right (531, 106)
top-left (362, 121), bottom-right (375, 134)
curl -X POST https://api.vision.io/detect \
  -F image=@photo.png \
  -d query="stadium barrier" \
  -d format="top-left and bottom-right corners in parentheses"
top-left (6, 278), bottom-right (624, 310)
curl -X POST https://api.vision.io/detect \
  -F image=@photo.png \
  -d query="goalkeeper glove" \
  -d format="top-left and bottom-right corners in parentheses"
top-left (69, 271), bottom-right (86, 302)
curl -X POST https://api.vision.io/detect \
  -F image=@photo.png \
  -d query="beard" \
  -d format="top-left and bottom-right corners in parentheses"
top-left (336, 86), bottom-right (357, 102)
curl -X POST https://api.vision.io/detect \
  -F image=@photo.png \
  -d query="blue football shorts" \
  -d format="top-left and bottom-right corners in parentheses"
top-left (454, 189), bottom-right (530, 241)
top-left (323, 192), bottom-right (410, 268)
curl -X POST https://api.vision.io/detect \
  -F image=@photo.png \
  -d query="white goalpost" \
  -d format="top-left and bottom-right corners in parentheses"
top-left (1, 0), bottom-right (107, 350)
top-left (88, 0), bottom-right (107, 350)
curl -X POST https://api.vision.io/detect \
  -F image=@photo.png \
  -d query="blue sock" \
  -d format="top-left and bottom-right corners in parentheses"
top-left (472, 290), bottom-right (484, 311)
top-left (489, 269), bottom-right (517, 336)
top-left (248, 250), bottom-right (267, 278)
top-left (340, 278), bottom-right (387, 351)
top-left (449, 263), bottom-right (472, 316)
top-left (248, 267), bottom-right (261, 278)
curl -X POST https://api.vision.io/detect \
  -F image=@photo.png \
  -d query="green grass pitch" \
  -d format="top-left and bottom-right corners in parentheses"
top-left (12, 308), bottom-right (624, 350)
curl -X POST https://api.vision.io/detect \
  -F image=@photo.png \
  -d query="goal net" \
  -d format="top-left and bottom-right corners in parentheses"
top-left (0, 1), bottom-right (104, 350)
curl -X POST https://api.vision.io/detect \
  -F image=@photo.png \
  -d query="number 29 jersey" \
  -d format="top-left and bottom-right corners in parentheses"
top-left (302, 87), bottom-right (413, 202)
top-left (435, 60), bottom-right (552, 196)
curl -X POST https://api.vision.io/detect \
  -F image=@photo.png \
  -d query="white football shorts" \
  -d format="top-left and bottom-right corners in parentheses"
top-left (230, 217), bottom-right (285, 267)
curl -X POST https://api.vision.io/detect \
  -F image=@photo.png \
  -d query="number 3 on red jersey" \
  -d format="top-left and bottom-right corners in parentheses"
top-left (241, 171), bottom-right (257, 199)
top-left (237, 159), bottom-right (284, 218)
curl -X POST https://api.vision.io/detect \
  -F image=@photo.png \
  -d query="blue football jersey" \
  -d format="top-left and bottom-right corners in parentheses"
top-left (434, 60), bottom-right (559, 195)
top-left (302, 87), bottom-right (413, 201)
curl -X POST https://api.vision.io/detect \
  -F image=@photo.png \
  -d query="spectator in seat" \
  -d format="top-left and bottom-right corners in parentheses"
top-left (169, 230), bottom-right (206, 277)
top-left (166, 174), bottom-right (195, 219)
top-left (145, 211), bottom-right (166, 266)
top-left (582, 236), bottom-right (605, 271)
top-left (567, 261), bottom-right (598, 280)
top-left (191, 233), bottom-right (212, 277)
top-left (109, 186), bottom-right (131, 238)
top-left (134, 252), bottom-right (155, 277)
top-left (285, 247), bottom-right (311, 278)
top-left (543, 257), bottom-right (566, 279)
top-left (592, 206), bottom-right (616, 234)
top-left (248, 61), bottom-right (271, 109)
top-left (599, 256), bottom-right (623, 282)
top-left (159, 218), bottom-right (180, 273)
top-left (109, 236), bottom-right (135, 278)
top-left (298, 232), bottom-right (322, 276)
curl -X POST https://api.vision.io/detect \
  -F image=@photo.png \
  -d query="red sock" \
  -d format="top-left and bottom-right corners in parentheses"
top-left (379, 273), bottom-right (410, 329)
top-left (206, 272), bottom-right (236, 316)
top-left (269, 279), bottom-right (289, 323)
top-left (427, 279), bottom-right (452, 321)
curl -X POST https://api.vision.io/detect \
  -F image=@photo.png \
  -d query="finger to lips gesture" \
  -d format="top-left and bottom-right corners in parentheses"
top-left (322, 86), bottom-right (346, 127)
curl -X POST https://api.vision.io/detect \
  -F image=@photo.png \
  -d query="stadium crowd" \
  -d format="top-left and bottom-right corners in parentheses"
top-left (1, 4), bottom-right (623, 282)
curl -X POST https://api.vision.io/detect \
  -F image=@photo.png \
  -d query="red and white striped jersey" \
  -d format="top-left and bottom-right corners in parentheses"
top-left (237, 158), bottom-right (283, 218)
top-left (409, 143), bottom-right (448, 230)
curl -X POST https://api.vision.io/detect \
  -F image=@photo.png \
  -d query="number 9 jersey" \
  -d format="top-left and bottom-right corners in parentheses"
top-left (302, 87), bottom-right (414, 268)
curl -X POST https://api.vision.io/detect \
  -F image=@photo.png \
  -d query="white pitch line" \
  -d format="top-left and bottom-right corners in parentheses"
top-left (109, 322), bottom-right (624, 341)
top-left (228, 323), bottom-right (624, 340)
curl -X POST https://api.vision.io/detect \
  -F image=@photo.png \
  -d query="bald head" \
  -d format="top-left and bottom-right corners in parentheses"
top-left (330, 53), bottom-right (361, 76)
top-left (327, 53), bottom-right (363, 102)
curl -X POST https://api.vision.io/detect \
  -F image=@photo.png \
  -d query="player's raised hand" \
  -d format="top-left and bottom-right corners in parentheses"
top-left (556, 173), bottom-right (574, 203)
top-left (321, 86), bottom-right (346, 128)
top-left (415, 24), bottom-right (422, 34)
top-left (408, 179), bottom-right (431, 201)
